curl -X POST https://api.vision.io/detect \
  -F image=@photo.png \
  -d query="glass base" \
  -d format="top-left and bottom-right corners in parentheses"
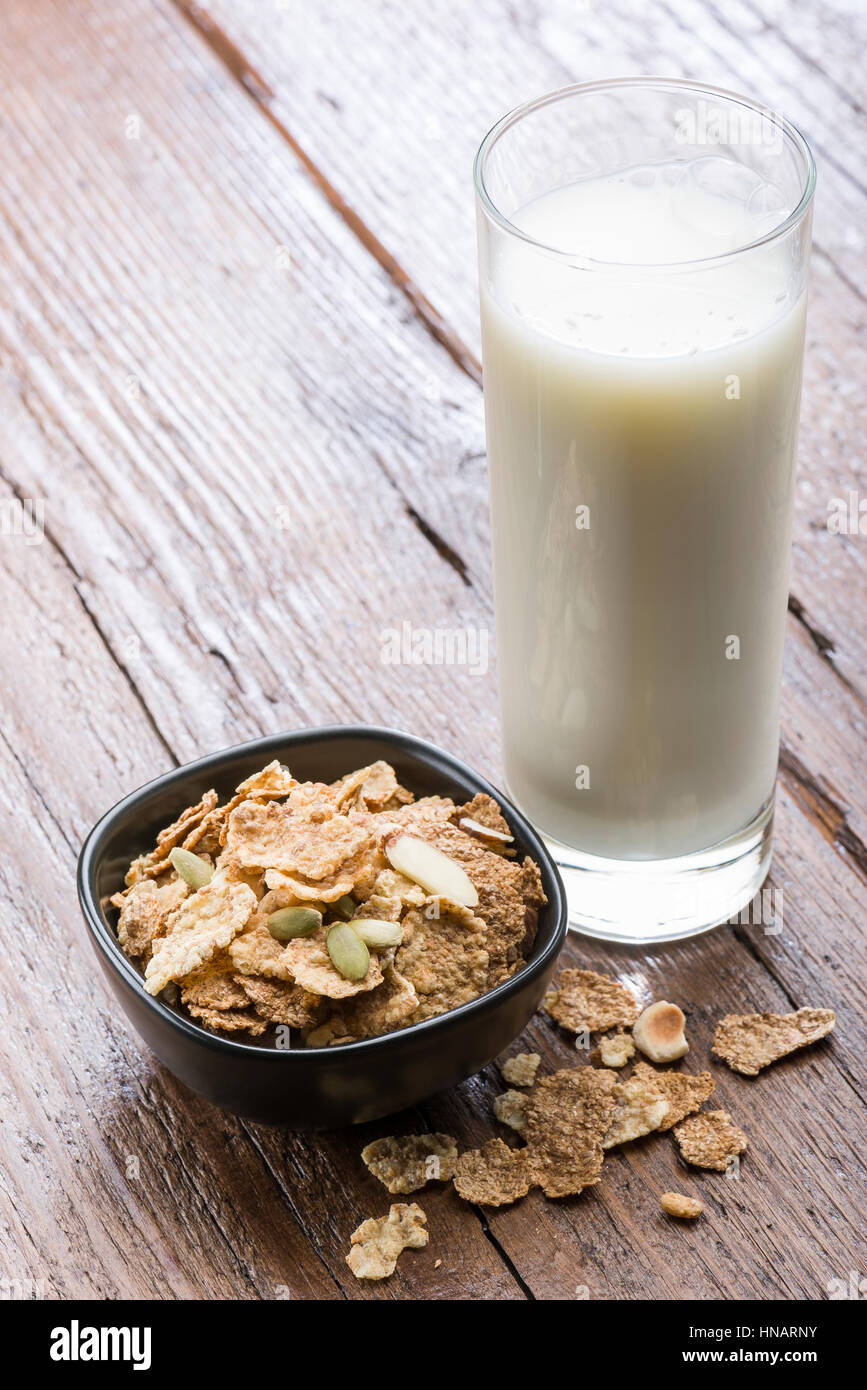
top-left (540, 800), bottom-right (775, 944)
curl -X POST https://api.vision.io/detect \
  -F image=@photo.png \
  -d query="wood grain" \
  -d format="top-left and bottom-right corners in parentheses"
top-left (0, 0), bottom-right (863, 1301)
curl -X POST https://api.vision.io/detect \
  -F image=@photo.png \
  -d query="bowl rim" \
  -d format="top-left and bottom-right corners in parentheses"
top-left (77, 724), bottom-right (568, 1062)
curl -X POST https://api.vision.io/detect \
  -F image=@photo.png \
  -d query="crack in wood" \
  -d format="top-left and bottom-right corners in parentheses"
top-left (404, 504), bottom-right (473, 588)
top-left (171, 0), bottom-right (482, 387)
top-left (786, 594), bottom-right (865, 709)
top-left (779, 743), bottom-right (867, 883)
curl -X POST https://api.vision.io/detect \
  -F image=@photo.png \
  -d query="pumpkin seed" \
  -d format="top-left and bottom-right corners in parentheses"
top-left (350, 919), bottom-right (403, 949)
top-left (169, 847), bottom-right (214, 891)
top-left (331, 893), bottom-right (357, 921)
top-left (268, 906), bottom-right (322, 942)
top-left (326, 922), bottom-right (370, 981)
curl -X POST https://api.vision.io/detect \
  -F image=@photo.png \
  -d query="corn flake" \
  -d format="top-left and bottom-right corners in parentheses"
top-left (361, 1134), bottom-right (458, 1194)
top-left (282, 925), bottom-right (383, 999)
top-left (115, 876), bottom-right (188, 962)
top-left (544, 968), bottom-right (640, 1034)
top-left (500, 1052), bottom-right (541, 1087)
top-left (602, 1073), bottom-right (670, 1149)
top-left (712, 1007), bottom-right (836, 1076)
top-left (674, 1110), bottom-right (748, 1171)
top-left (395, 900), bottom-right (489, 1021)
top-left (346, 1203), bottom-right (428, 1281)
top-left (592, 1030), bottom-right (636, 1069)
top-left (125, 790), bottom-right (219, 885)
top-left (325, 964), bottom-right (419, 1039)
top-left (229, 916), bottom-right (296, 981)
top-left (523, 1067), bottom-right (618, 1198)
top-left (631, 1062), bottom-right (715, 1131)
top-left (493, 1090), bottom-right (528, 1132)
top-left (144, 878), bottom-right (256, 995)
top-left (179, 954), bottom-right (250, 1011)
top-left (453, 1139), bottom-right (532, 1207)
top-left (238, 976), bottom-right (320, 1029)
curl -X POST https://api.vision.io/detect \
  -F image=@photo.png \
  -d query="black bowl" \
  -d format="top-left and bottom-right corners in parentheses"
top-left (77, 725), bottom-right (567, 1128)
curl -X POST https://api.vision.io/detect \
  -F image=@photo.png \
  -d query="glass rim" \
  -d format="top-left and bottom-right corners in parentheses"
top-left (473, 77), bottom-right (817, 272)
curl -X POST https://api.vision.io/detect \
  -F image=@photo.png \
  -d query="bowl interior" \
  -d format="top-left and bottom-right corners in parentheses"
top-left (81, 726), bottom-right (567, 1053)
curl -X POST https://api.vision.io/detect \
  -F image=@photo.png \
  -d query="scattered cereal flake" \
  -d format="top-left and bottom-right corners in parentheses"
top-left (179, 954), bottom-right (250, 1011)
top-left (327, 964), bottom-right (419, 1040)
top-left (523, 1067), bottom-right (618, 1198)
top-left (592, 1030), bottom-right (635, 1069)
top-left (493, 1090), bottom-right (528, 1133)
top-left (332, 761), bottom-right (413, 813)
top-left (602, 1073), bottom-right (670, 1149)
top-left (226, 801), bottom-right (371, 879)
top-left (238, 976), bottom-right (320, 1029)
top-left (186, 1003), bottom-right (267, 1035)
top-left (115, 877), bottom-right (188, 961)
top-left (453, 1139), bottom-right (532, 1207)
top-left (144, 879), bottom-right (257, 996)
top-left (674, 1110), bottom-right (748, 1171)
top-left (361, 1134), bottom-right (458, 1194)
top-left (229, 916), bottom-right (296, 981)
top-left (660, 1192), bottom-right (703, 1220)
top-left (283, 925), bottom-right (383, 999)
top-left (125, 790), bottom-right (219, 885)
top-left (543, 968), bottom-right (640, 1034)
top-left (500, 1052), bottom-right (541, 1087)
top-left (712, 1008), bottom-right (836, 1076)
top-left (632, 1062), bottom-right (715, 1131)
top-left (346, 1203), bottom-right (428, 1281)
top-left (395, 900), bottom-right (489, 1021)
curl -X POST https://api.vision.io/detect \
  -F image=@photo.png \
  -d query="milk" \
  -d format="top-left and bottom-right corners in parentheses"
top-left (481, 159), bottom-right (806, 860)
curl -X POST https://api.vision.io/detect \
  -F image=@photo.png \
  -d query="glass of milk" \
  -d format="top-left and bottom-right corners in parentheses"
top-left (474, 80), bottom-right (815, 942)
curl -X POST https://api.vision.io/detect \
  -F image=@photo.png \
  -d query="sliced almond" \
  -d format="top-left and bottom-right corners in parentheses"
top-left (632, 1001), bottom-right (689, 1063)
top-left (385, 834), bottom-right (478, 908)
top-left (458, 816), bottom-right (513, 846)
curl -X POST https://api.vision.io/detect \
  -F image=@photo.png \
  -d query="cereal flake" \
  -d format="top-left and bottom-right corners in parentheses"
top-left (346, 1203), bottom-right (428, 1281)
top-left (674, 1110), bottom-right (748, 1171)
top-left (361, 1134), bottom-right (458, 1194)
top-left (523, 1067), bottom-right (618, 1197)
top-left (453, 1139), bottom-right (532, 1207)
top-left (544, 968), bottom-right (640, 1034)
top-left (144, 878), bottom-right (256, 996)
top-left (500, 1052), bottom-right (541, 1088)
top-left (712, 1008), bottom-right (836, 1076)
top-left (631, 1062), bottom-right (715, 1131)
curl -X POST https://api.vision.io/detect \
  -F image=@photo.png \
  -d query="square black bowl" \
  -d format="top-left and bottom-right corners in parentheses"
top-left (77, 725), bottom-right (567, 1128)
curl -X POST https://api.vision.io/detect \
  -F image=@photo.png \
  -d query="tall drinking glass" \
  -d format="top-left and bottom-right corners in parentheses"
top-left (474, 80), bottom-right (815, 942)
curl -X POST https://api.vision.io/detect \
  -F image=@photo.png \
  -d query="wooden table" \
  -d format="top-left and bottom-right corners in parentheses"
top-left (1, 0), bottom-right (864, 1302)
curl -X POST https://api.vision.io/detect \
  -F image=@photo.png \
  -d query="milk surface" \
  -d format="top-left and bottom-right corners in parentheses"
top-left (482, 158), bottom-right (806, 859)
